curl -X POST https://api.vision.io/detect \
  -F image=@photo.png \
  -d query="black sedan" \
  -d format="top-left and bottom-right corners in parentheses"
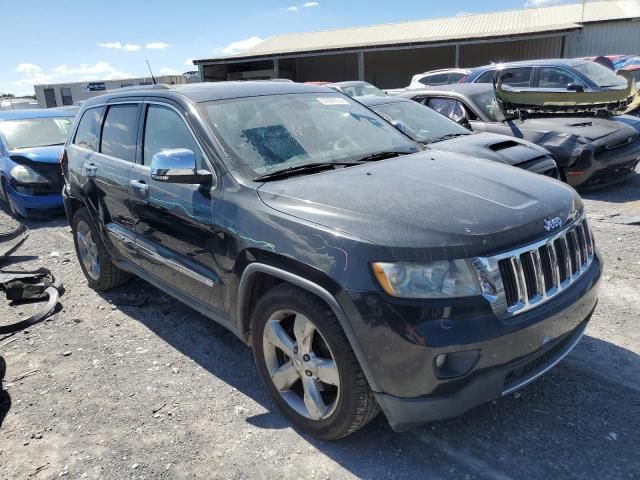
top-left (399, 84), bottom-right (640, 188)
top-left (356, 95), bottom-right (559, 178)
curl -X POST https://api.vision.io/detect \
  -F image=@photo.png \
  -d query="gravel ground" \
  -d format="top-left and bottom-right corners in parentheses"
top-left (0, 171), bottom-right (639, 480)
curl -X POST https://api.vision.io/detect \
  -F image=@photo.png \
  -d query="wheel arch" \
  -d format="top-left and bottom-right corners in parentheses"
top-left (237, 262), bottom-right (381, 393)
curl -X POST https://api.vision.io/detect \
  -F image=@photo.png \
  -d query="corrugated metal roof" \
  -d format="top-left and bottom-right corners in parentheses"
top-left (195, 0), bottom-right (640, 63)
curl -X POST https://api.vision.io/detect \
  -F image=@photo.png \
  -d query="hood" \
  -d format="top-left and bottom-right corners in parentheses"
top-left (8, 145), bottom-right (64, 164)
top-left (432, 132), bottom-right (551, 167)
top-left (258, 151), bottom-right (582, 261)
top-left (518, 115), bottom-right (640, 143)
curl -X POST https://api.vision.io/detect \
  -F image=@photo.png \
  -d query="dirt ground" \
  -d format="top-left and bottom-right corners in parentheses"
top-left (1, 171), bottom-right (639, 480)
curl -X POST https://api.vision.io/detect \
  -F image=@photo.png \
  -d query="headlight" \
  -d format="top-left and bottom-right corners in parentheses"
top-left (10, 165), bottom-right (49, 184)
top-left (372, 260), bottom-right (481, 298)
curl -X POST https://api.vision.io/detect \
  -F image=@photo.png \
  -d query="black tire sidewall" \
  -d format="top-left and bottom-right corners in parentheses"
top-left (72, 208), bottom-right (107, 289)
top-left (251, 286), bottom-right (362, 439)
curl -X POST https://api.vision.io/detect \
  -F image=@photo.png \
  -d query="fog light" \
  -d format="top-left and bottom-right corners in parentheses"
top-left (435, 354), bottom-right (448, 368)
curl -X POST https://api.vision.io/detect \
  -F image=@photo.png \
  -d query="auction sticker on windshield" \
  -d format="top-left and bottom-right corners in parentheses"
top-left (317, 97), bottom-right (350, 105)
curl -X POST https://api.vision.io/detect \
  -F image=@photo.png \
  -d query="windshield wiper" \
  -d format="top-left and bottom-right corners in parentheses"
top-left (427, 133), bottom-right (471, 144)
top-left (254, 161), bottom-right (359, 182)
top-left (351, 150), bottom-right (414, 163)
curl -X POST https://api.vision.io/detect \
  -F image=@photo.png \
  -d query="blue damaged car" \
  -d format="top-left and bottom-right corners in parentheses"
top-left (0, 109), bottom-right (74, 218)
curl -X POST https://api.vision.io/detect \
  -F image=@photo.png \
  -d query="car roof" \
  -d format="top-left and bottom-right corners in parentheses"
top-left (81, 81), bottom-right (339, 107)
top-left (417, 68), bottom-right (469, 75)
top-left (399, 83), bottom-right (494, 97)
top-left (0, 108), bottom-right (76, 121)
top-left (328, 81), bottom-right (372, 87)
top-left (471, 58), bottom-right (586, 72)
top-left (355, 96), bottom-right (412, 107)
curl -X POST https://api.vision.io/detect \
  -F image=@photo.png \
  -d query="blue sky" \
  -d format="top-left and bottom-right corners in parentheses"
top-left (0, 0), bottom-right (567, 96)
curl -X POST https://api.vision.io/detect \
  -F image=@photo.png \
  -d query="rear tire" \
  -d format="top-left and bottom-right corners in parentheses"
top-left (72, 208), bottom-right (128, 290)
top-left (251, 283), bottom-right (379, 440)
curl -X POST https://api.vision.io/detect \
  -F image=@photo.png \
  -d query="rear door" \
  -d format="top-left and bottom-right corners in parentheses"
top-left (72, 102), bottom-right (140, 264)
top-left (128, 101), bottom-right (223, 313)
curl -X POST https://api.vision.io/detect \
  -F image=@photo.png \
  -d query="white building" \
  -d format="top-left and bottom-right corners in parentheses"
top-left (34, 75), bottom-right (188, 108)
top-left (194, 0), bottom-right (640, 89)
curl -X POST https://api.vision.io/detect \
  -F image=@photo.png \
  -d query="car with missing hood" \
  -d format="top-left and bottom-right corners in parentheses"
top-left (356, 95), bottom-right (559, 178)
top-left (400, 83), bottom-right (640, 188)
top-left (0, 109), bottom-right (75, 218)
top-left (62, 81), bottom-right (600, 439)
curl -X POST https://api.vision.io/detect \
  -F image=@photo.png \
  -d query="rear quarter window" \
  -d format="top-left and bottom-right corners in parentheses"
top-left (73, 107), bottom-right (105, 151)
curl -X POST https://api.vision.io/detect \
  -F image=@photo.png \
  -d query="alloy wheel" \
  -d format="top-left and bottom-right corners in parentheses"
top-left (262, 309), bottom-right (341, 421)
top-left (76, 220), bottom-right (101, 280)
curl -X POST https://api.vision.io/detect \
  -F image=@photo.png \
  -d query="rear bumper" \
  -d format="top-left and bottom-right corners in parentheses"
top-left (375, 315), bottom-right (590, 432)
top-left (6, 182), bottom-right (63, 217)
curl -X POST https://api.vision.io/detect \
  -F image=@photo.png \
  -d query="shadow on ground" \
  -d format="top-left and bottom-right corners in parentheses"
top-left (0, 355), bottom-right (9, 430)
top-left (98, 279), bottom-right (640, 480)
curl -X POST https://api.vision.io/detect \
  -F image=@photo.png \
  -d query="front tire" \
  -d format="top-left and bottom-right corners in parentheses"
top-left (1, 178), bottom-right (22, 219)
top-left (251, 283), bottom-right (379, 440)
top-left (72, 208), bottom-right (128, 290)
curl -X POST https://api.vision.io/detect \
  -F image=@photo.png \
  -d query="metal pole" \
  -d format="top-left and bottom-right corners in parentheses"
top-left (357, 52), bottom-right (365, 80)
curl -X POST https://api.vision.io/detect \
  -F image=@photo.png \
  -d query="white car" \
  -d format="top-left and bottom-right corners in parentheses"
top-left (387, 68), bottom-right (470, 95)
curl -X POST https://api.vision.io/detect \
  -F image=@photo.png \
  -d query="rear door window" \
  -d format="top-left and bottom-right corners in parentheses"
top-left (74, 107), bottom-right (105, 151)
top-left (100, 104), bottom-right (139, 162)
top-left (500, 67), bottom-right (533, 87)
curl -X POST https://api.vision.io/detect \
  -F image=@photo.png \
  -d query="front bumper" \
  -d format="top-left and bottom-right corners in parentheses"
top-left (340, 254), bottom-right (601, 431)
top-left (565, 144), bottom-right (640, 188)
top-left (6, 181), bottom-right (63, 217)
top-left (375, 315), bottom-right (589, 431)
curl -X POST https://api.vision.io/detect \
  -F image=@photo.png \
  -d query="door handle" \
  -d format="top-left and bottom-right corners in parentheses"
top-left (130, 180), bottom-right (149, 193)
top-left (83, 163), bottom-right (98, 178)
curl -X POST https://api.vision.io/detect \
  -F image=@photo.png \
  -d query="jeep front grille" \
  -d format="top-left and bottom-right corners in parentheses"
top-left (474, 214), bottom-right (595, 319)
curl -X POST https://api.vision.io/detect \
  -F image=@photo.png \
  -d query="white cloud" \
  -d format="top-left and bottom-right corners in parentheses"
top-left (14, 61), bottom-right (132, 89)
top-left (157, 67), bottom-right (180, 75)
top-left (99, 41), bottom-right (123, 49)
top-left (214, 36), bottom-right (263, 56)
top-left (524, 0), bottom-right (563, 7)
top-left (287, 2), bottom-right (318, 11)
top-left (184, 58), bottom-right (195, 66)
top-left (99, 41), bottom-right (142, 51)
top-left (455, 11), bottom-right (472, 16)
top-left (146, 42), bottom-right (172, 49)
top-left (15, 63), bottom-right (41, 74)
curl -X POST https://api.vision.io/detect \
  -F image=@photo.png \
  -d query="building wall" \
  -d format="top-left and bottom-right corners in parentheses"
top-left (564, 20), bottom-right (640, 57)
top-left (293, 53), bottom-right (359, 82)
top-left (34, 76), bottom-right (187, 108)
top-left (459, 36), bottom-right (563, 68)
top-left (364, 46), bottom-right (455, 88)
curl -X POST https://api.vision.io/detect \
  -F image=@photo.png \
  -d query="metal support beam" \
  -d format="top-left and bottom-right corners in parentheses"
top-left (455, 44), bottom-right (460, 68)
top-left (273, 58), bottom-right (280, 78)
top-left (357, 52), bottom-right (365, 80)
top-left (198, 64), bottom-right (204, 82)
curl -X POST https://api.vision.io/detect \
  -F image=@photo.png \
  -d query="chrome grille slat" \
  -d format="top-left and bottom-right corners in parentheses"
top-left (478, 214), bottom-right (595, 319)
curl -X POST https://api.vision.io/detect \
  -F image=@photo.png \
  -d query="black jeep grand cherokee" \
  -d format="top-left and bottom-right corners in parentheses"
top-left (62, 82), bottom-right (601, 440)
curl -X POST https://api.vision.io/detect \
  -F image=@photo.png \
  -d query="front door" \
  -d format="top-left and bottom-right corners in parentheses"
top-left (129, 102), bottom-right (223, 313)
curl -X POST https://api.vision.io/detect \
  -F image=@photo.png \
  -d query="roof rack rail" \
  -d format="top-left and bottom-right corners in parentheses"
top-left (106, 84), bottom-right (173, 94)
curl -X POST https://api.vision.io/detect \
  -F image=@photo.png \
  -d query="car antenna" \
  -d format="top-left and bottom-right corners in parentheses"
top-left (146, 59), bottom-right (157, 85)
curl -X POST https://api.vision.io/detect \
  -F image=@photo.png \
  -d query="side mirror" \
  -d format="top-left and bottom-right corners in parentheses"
top-left (567, 83), bottom-right (584, 93)
top-left (150, 149), bottom-right (212, 184)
